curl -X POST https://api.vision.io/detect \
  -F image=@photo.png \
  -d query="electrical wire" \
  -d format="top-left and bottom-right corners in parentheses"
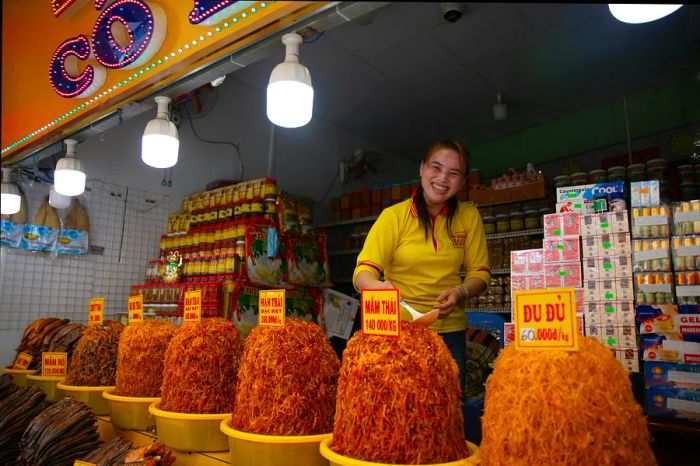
top-left (313, 168), bottom-right (339, 212)
top-left (182, 102), bottom-right (244, 179)
top-left (303, 31), bottom-right (325, 44)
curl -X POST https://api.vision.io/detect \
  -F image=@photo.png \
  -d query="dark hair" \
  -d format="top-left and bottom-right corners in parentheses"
top-left (415, 140), bottom-right (469, 240)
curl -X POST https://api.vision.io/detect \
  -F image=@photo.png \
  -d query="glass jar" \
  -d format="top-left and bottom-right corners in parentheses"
top-left (482, 216), bottom-right (496, 235)
top-left (588, 169), bottom-right (607, 183)
top-left (524, 210), bottom-right (539, 230)
top-left (677, 164), bottom-right (694, 184)
top-left (646, 158), bottom-right (667, 181)
top-left (495, 214), bottom-right (510, 234)
top-left (509, 211), bottom-right (524, 231)
top-left (607, 166), bottom-right (626, 183)
top-left (627, 163), bottom-right (646, 182)
top-left (553, 175), bottom-right (571, 188)
top-left (570, 172), bottom-right (588, 186)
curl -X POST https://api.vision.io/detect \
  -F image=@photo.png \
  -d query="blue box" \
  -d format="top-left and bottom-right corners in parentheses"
top-left (644, 361), bottom-right (700, 388)
top-left (646, 385), bottom-right (700, 420)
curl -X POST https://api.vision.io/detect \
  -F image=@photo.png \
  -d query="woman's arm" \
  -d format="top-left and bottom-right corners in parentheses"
top-left (354, 270), bottom-right (396, 291)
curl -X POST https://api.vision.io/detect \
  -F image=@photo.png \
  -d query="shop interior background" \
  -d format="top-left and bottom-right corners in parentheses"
top-left (1, 3), bottom-right (699, 358)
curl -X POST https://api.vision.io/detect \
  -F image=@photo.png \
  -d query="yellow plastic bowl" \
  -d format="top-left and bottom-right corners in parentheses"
top-left (149, 402), bottom-right (229, 452)
top-left (220, 415), bottom-right (331, 466)
top-left (57, 383), bottom-right (115, 415)
top-left (2, 367), bottom-right (36, 387)
top-left (319, 438), bottom-right (481, 466)
top-left (102, 389), bottom-right (159, 431)
top-left (26, 374), bottom-right (65, 402)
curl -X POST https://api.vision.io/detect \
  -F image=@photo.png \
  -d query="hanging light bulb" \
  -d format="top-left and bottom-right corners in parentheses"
top-left (608, 4), bottom-right (683, 24)
top-left (49, 185), bottom-right (71, 209)
top-left (142, 96), bottom-right (179, 168)
top-left (54, 139), bottom-right (86, 196)
top-left (1, 167), bottom-right (21, 215)
top-left (267, 33), bottom-right (314, 128)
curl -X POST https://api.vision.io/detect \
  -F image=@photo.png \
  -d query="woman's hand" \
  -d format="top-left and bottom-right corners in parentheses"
top-left (432, 287), bottom-right (462, 319)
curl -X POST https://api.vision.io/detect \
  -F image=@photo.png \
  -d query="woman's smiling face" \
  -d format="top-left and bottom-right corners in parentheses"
top-left (419, 147), bottom-right (465, 214)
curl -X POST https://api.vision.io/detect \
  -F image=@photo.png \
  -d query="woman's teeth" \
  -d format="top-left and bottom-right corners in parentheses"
top-left (431, 183), bottom-right (447, 193)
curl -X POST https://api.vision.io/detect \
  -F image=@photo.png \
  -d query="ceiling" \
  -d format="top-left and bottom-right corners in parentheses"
top-left (230, 2), bottom-right (700, 161)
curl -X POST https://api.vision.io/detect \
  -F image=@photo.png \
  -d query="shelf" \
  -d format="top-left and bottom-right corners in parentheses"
top-left (466, 308), bottom-right (511, 314)
top-left (332, 277), bottom-right (354, 284)
top-left (491, 268), bottom-right (510, 275)
top-left (486, 228), bottom-right (543, 240)
top-left (328, 248), bottom-right (362, 256)
top-left (315, 215), bottom-right (379, 229)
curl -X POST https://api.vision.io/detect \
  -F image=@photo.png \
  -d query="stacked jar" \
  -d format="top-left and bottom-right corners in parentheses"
top-left (588, 169), bottom-right (607, 183)
top-left (570, 172), bottom-right (588, 186)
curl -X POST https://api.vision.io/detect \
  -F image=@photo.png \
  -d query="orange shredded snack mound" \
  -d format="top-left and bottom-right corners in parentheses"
top-left (331, 320), bottom-right (469, 464)
top-left (160, 318), bottom-right (243, 414)
top-left (481, 336), bottom-right (657, 466)
top-left (231, 318), bottom-right (340, 435)
top-left (114, 319), bottom-right (177, 397)
top-left (64, 320), bottom-right (124, 386)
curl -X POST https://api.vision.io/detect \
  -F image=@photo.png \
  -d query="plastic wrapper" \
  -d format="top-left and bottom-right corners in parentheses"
top-left (286, 232), bottom-right (332, 287)
top-left (245, 223), bottom-right (287, 286)
top-left (632, 238), bottom-right (671, 273)
top-left (631, 205), bottom-right (670, 238)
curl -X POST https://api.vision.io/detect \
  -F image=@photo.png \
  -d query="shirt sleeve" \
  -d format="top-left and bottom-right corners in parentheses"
top-left (462, 205), bottom-right (491, 286)
top-left (352, 208), bottom-right (400, 291)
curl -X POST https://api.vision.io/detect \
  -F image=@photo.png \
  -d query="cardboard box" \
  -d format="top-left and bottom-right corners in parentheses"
top-left (614, 233), bottom-right (632, 256)
top-left (598, 212), bottom-right (615, 235)
top-left (646, 385), bottom-right (700, 420)
top-left (582, 236), bottom-right (600, 258)
top-left (555, 182), bottom-right (625, 204)
top-left (581, 214), bottom-right (597, 236)
top-left (617, 348), bottom-right (640, 373)
top-left (644, 361), bottom-right (700, 389)
top-left (562, 212), bottom-right (581, 236)
top-left (611, 211), bottom-right (629, 233)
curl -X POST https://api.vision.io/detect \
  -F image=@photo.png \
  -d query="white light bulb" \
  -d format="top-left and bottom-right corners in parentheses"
top-left (142, 133), bottom-right (179, 168)
top-left (608, 4), bottom-right (683, 24)
top-left (0, 192), bottom-right (21, 215)
top-left (54, 169), bottom-right (86, 196)
top-left (267, 80), bottom-right (314, 128)
top-left (49, 186), bottom-right (72, 209)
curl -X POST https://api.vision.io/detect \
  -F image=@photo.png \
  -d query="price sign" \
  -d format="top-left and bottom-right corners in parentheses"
top-left (513, 288), bottom-right (578, 351)
top-left (41, 352), bottom-right (67, 377)
top-left (74, 461), bottom-right (97, 466)
top-left (88, 297), bottom-right (104, 325)
top-left (128, 295), bottom-right (144, 324)
top-left (361, 289), bottom-right (400, 338)
top-left (259, 289), bottom-right (285, 327)
top-left (13, 352), bottom-right (32, 370)
top-left (183, 290), bottom-right (202, 323)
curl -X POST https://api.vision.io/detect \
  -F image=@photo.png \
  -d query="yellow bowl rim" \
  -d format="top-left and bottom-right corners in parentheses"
top-left (220, 415), bottom-right (332, 444)
top-left (26, 374), bottom-right (65, 382)
top-left (2, 366), bottom-right (37, 375)
top-left (102, 389), bottom-right (160, 403)
top-left (57, 382), bottom-right (116, 392)
top-left (319, 437), bottom-right (478, 466)
top-left (149, 401), bottom-right (230, 420)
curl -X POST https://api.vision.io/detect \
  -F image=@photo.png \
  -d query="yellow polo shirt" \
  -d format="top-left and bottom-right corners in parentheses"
top-left (353, 198), bottom-right (490, 333)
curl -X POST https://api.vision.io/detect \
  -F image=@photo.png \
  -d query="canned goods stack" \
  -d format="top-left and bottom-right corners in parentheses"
top-left (630, 202), bottom-right (673, 306)
top-left (634, 195), bottom-right (700, 421)
top-left (671, 201), bottom-right (700, 305)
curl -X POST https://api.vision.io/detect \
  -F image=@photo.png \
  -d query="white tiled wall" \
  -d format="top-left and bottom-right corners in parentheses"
top-left (0, 180), bottom-right (171, 339)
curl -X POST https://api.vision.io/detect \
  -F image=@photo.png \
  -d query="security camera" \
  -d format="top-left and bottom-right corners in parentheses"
top-left (440, 3), bottom-right (464, 23)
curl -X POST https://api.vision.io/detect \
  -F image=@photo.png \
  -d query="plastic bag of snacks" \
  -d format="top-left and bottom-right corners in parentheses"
top-left (244, 222), bottom-right (287, 286)
top-left (285, 232), bottom-right (332, 287)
